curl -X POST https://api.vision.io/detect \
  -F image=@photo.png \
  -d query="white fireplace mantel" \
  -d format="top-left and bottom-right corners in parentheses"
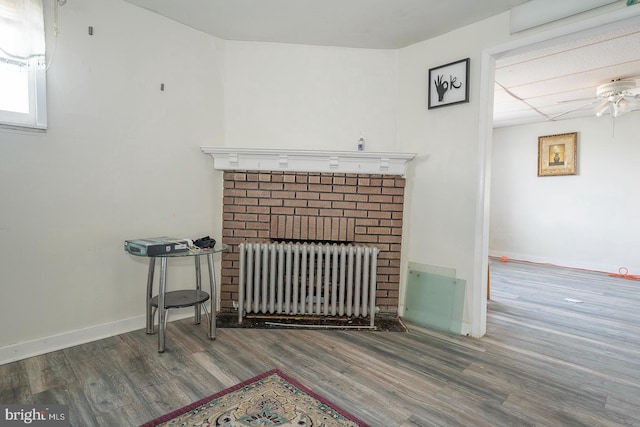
top-left (200, 147), bottom-right (416, 176)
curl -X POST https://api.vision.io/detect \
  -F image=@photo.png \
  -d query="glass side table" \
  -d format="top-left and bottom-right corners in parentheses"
top-left (129, 244), bottom-right (227, 353)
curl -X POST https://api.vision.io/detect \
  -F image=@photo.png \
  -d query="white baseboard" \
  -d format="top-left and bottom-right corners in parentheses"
top-left (0, 311), bottom-right (195, 365)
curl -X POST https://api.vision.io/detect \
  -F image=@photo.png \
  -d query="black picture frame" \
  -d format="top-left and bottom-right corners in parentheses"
top-left (428, 58), bottom-right (470, 109)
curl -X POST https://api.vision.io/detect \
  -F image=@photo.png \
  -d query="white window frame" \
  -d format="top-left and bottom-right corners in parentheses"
top-left (0, 0), bottom-right (48, 131)
top-left (0, 58), bottom-right (47, 130)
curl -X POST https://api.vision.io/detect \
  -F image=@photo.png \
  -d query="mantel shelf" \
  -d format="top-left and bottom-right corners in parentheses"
top-left (200, 147), bottom-right (416, 176)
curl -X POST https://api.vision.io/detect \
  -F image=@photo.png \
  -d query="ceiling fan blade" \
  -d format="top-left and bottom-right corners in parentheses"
top-left (556, 97), bottom-right (597, 104)
top-left (547, 100), bottom-right (599, 121)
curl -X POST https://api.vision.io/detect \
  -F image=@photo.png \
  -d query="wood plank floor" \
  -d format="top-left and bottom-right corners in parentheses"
top-left (2, 259), bottom-right (640, 426)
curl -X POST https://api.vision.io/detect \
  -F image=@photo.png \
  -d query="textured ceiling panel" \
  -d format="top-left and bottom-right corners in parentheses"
top-left (499, 61), bottom-right (640, 100)
top-left (497, 23), bottom-right (640, 66)
top-left (494, 20), bottom-right (640, 127)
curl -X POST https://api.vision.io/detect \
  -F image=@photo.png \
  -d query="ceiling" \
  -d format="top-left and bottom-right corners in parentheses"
top-left (494, 20), bottom-right (640, 127)
top-left (122, 0), bottom-right (640, 127)
top-left (122, 0), bottom-right (531, 49)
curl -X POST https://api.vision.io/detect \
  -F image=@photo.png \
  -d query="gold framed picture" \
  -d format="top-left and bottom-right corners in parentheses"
top-left (538, 132), bottom-right (577, 177)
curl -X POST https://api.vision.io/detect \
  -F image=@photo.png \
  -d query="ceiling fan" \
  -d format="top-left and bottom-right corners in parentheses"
top-left (594, 79), bottom-right (640, 117)
top-left (550, 78), bottom-right (640, 121)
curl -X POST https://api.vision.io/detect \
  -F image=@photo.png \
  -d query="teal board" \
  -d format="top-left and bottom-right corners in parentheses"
top-left (403, 263), bottom-right (466, 334)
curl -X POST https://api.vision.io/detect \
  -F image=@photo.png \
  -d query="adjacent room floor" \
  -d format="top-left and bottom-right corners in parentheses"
top-left (1, 259), bottom-right (639, 426)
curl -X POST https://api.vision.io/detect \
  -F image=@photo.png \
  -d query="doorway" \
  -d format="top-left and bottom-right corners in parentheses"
top-left (475, 6), bottom-right (640, 336)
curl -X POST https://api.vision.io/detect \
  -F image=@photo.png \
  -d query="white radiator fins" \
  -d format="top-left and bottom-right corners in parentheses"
top-left (369, 251), bottom-right (377, 318)
top-left (277, 244), bottom-right (284, 313)
top-left (246, 245), bottom-right (253, 314)
top-left (317, 246), bottom-right (324, 315)
top-left (284, 244), bottom-right (292, 314)
top-left (346, 246), bottom-right (354, 317)
top-left (307, 244), bottom-right (315, 315)
top-left (269, 245), bottom-right (276, 313)
top-left (261, 245), bottom-right (268, 314)
top-left (238, 242), bottom-right (379, 326)
top-left (337, 247), bottom-right (345, 316)
top-left (297, 245), bottom-right (305, 315)
top-left (353, 247), bottom-right (361, 317)
top-left (253, 245), bottom-right (260, 313)
top-left (362, 247), bottom-right (370, 316)
top-left (328, 246), bottom-right (337, 316)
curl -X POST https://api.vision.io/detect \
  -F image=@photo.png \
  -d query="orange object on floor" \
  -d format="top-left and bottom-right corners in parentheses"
top-left (609, 267), bottom-right (640, 281)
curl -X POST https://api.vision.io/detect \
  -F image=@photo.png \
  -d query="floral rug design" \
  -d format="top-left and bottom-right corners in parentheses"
top-left (141, 369), bottom-right (369, 427)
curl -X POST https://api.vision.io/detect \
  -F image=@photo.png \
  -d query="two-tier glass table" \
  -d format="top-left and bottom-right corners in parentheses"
top-left (129, 244), bottom-right (227, 353)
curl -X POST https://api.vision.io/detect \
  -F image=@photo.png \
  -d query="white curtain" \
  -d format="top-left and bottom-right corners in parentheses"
top-left (0, 0), bottom-right (45, 61)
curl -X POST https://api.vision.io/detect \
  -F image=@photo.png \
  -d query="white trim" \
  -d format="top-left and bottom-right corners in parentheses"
top-left (0, 311), bottom-right (195, 364)
top-left (471, 52), bottom-right (496, 338)
top-left (494, 5), bottom-right (640, 59)
top-left (510, 0), bottom-right (619, 33)
top-left (200, 147), bottom-right (416, 176)
top-left (0, 57), bottom-right (47, 130)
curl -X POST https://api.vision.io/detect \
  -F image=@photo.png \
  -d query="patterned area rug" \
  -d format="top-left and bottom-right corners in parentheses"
top-left (141, 369), bottom-right (369, 426)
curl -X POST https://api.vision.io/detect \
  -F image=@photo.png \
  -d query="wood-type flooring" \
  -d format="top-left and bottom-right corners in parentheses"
top-left (1, 259), bottom-right (639, 426)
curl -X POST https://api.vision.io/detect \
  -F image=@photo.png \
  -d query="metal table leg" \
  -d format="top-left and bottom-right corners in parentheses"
top-left (194, 256), bottom-right (202, 324)
top-left (207, 253), bottom-right (217, 340)
top-left (146, 258), bottom-right (156, 334)
top-left (158, 257), bottom-right (168, 353)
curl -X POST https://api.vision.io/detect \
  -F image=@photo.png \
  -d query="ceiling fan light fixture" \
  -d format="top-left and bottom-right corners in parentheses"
top-left (595, 101), bottom-right (610, 117)
top-left (617, 97), bottom-right (633, 115)
top-left (612, 102), bottom-right (620, 118)
top-left (593, 79), bottom-right (639, 118)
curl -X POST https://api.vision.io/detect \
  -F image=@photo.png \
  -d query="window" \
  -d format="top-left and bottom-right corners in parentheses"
top-left (0, 0), bottom-right (47, 130)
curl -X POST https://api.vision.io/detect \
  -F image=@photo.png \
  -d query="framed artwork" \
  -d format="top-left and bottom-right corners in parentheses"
top-left (428, 58), bottom-right (470, 109)
top-left (538, 132), bottom-right (577, 176)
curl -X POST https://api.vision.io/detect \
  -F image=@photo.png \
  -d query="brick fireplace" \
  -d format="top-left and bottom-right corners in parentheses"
top-left (201, 147), bottom-right (415, 318)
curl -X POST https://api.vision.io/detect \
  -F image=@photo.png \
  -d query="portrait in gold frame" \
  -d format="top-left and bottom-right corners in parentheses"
top-left (538, 132), bottom-right (577, 177)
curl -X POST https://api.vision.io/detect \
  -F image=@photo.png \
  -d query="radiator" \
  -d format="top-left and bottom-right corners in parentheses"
top-left (238, 242), bottom-right (379, 326)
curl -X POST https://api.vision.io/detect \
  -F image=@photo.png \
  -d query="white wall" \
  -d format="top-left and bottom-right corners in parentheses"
top-left (223, 41), bottom-right (398, 151)
top-left (396, 13), bottom-right (512, 335)
top-left (0, 0), bottom-right (225, 360)
top-left (490, 113), bottom-right (640, 273)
